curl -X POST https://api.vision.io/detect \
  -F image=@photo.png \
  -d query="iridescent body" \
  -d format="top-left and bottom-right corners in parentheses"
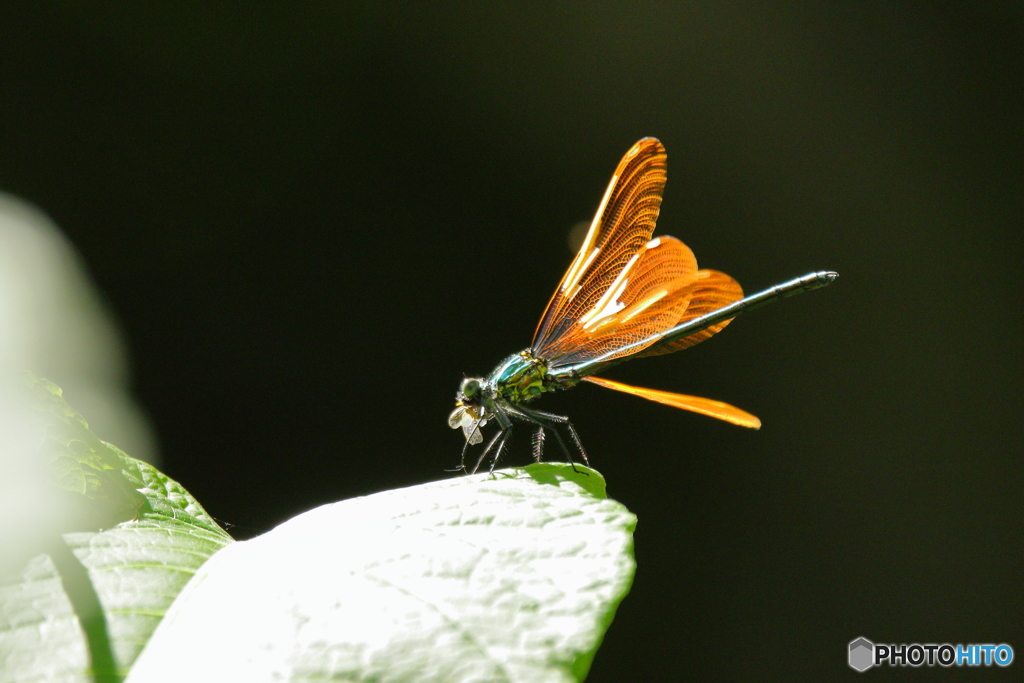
top-left (491, 352), bottom-right (555, 403)
top-left (450, 138), bottom-right (836, 473)
top-left (448, 351), bottom-right (577, 449)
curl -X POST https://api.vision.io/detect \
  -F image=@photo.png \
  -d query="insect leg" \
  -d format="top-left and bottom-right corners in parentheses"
top-left (471, 425), bottom-right (508, 474)
top-left (485, 402), bottom-right (517, 472)
top-left (445, 419), bottom-right (482, 473)
top-left (531, 426), bottom-right (545, 462)
top-left (457, 430), bottom-right (474, 472)
top-left (488, 427), bottom-right (513, 473)
top-left (515, 406), bottom-right (590, 467)
top-left (504, 405), bottom-right (583, 473)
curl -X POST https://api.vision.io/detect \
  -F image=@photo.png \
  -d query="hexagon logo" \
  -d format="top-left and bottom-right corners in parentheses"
top-left (849, 637), bottom-right (874, 671)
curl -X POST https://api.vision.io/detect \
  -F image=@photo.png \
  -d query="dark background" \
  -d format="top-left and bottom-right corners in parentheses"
top-left (2, 3), bottom-right (1021, 680)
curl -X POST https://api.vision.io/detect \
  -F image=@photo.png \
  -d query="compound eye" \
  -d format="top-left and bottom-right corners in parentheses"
top-left (460, 378), bottom-right (481, 398)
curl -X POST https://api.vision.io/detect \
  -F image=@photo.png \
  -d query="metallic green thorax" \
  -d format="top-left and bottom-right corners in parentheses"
top-left (486, 350), bottom-right (576, 404)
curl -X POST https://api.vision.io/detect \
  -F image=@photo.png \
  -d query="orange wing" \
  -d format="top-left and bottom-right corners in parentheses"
top-left (532, 138), bottom-right (747, 369)
top-left (632, 269), bottom-right (744, 358)
top-left (532, 138), bottom-right (668, 356)
top-left (583, 376), bottom-right (761, 428)
top-left (537, 235), bottom-right (700, 365)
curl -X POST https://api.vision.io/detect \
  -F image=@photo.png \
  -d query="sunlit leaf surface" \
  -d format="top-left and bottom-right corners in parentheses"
top-left (0, 374), bottom-right (232, 683)
top-left (127, 464), bottom-right (636, 683)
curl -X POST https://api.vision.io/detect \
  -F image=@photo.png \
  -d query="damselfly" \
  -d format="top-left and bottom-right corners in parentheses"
top-left (449, 138), bottom-right (836, 473)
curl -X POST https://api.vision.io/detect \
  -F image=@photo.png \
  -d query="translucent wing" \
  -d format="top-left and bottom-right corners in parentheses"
top-left (448, 405), bottom-right (488, 444)
top-left (538, 235), bottom-right (699, 365)
top-left (632, 269), bottom-right (745, 358)
top-left (532, 138), bottom-right (668, 357)
top-left (583, 376), bottom-right (761, 428)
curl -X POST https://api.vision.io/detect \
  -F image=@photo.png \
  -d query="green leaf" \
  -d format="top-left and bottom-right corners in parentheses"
top-left (28, 374), bottom-right (146, 517)
top-left (0, 373), bottom-right (232, 683)
top-left (126, 463), bottom-right (636, 683)
top-left (3, 373), bottom-right (636, 682)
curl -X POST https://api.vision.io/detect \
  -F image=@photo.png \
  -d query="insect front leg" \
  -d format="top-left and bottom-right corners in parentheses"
top-left (469, 402), bottom-right (514, 474)
top-left (446, 417), bottom-right (485, 473)
top-left (471, 426), bottom-right (509, 474)
top-left (488, 427), bottom-right (514, 474)
top-left (456, 431), bottom-right (473, 472)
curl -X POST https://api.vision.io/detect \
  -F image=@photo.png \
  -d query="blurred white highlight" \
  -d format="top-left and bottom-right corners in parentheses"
top-left (0, 193), bottom-right (155, 575)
